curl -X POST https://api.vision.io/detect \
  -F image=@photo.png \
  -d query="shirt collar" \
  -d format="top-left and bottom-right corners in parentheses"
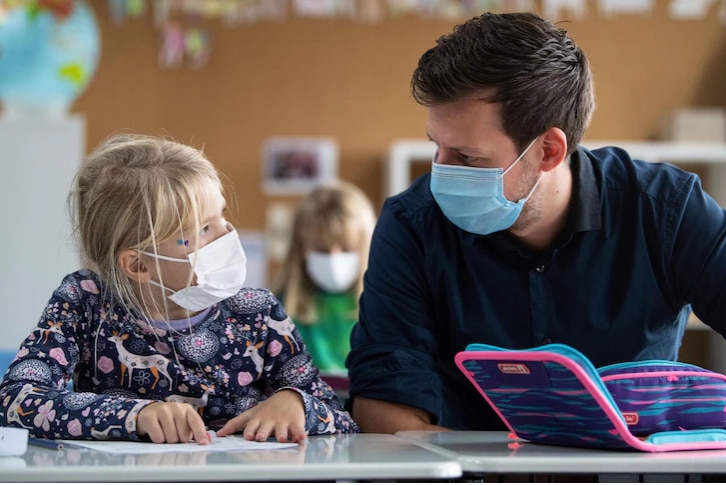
top-left (482, 146), bottom-right (601, 257)
top-left (569, 146), bottom-right (601, 233)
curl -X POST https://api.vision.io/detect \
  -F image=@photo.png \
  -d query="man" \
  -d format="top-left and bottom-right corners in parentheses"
top-left (346, 11), bottom-right (726, 433)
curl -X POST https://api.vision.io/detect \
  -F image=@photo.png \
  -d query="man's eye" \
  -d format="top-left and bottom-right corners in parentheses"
top-left (460, 154), bottom-right (478, 164)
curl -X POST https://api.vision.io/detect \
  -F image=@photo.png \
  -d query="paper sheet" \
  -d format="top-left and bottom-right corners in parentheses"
top-left (57, 435), bottom-right (298, 454)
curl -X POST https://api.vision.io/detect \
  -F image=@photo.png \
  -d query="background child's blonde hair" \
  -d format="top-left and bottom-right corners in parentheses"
top-left (272, 181), bottom-right (377, 324)
top-left (68, 133), bottom-right (225, 316)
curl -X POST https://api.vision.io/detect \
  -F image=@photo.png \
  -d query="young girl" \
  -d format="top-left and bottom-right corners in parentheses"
top-left (272, 182), bottom-right (376, 374)
top-left (0, 134), bottom-right (358, 444)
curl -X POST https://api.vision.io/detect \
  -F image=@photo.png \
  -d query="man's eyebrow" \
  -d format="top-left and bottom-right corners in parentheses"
top-left (426, 133), bottom-right (483, 154)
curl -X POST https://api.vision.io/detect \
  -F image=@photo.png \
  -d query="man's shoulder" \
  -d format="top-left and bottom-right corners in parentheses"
top-left (382, 173), bottom-right (436, 221)
top-left (584, 145), bottom-right (696, 202)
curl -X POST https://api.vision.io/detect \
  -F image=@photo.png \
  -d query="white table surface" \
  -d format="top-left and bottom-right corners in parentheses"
top-left (396, 430), bottom-right (726, 475)
top-left (1, 433), bottom-right (462, 482)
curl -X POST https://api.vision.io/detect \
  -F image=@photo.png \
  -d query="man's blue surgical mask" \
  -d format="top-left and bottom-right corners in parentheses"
top-left (430, 138), bottom-right (541, 235)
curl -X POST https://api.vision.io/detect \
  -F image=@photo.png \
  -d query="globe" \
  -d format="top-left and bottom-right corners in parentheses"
top-left (0, 1), bottom-right (100, 116)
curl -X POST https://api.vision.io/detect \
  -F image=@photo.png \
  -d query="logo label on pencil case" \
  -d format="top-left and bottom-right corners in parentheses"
top-left (622, 412), bottom-right (639, 425)
top-left (497, 363), bottom-right (530, 374)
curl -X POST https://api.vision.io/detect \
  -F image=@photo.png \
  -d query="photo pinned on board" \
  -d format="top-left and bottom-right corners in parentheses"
top-left (262, 137), bottom-right (338, 195)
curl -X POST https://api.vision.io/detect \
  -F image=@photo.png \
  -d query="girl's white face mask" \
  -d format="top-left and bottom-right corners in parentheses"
top-left (305, 251), bottom-right (360, 294)
top-left (140, 228), bottom-right (247, 312)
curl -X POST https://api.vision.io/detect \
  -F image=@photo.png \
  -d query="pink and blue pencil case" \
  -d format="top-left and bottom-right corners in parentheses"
top-left (455, 343), bottom-right (726, 452)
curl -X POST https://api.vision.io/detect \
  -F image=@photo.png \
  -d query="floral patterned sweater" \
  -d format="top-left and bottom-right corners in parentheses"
top-left (0, 269), bottom-right (358, 440)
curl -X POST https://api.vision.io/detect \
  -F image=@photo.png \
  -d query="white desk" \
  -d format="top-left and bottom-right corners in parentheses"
top-left (397, 430), bottom-right (726, 476)
top-left (1, 433), bottom-right (462, 482)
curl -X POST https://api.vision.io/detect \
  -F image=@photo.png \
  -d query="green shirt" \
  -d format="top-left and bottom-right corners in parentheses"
top-left (294, 291), bottom-right (358, 372)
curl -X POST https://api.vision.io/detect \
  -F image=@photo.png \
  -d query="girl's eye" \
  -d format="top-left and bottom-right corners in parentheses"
top-left (199, 225), bottom-right (210, 236)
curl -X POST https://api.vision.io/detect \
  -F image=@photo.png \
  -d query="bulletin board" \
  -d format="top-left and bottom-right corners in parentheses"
top-left (71, 0), bottom-right (726, 231)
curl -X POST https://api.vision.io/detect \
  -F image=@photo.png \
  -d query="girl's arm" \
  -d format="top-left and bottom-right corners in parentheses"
top-left (265, 300), bottom-right (358, 435)
top-left (216, 291), bottom-right (359, 439)
top-left (0, 273), bottom-right (152, 440)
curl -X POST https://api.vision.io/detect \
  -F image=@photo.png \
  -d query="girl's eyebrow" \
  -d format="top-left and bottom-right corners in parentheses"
top-left (200, 200), bottom-right (227, 225)
top-left (199, 215), bottom-right (220, 227)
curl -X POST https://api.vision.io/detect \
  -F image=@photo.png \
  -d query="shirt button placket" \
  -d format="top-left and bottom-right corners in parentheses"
top-left (530, 263), bottom-right (548, 345)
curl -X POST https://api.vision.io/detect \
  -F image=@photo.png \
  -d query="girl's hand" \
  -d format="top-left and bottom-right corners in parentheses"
top-left (137, 401), bottom-right (210, 445)
top-left (215, 390), bottom-right (307, 443)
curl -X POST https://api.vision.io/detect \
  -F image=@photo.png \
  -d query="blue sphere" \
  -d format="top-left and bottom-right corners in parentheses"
top-left (0, 1), bottom-right (100, 114)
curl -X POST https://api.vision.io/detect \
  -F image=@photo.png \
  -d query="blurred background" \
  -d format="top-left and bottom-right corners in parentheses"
top-left (1, 0), bottom-right (725, 367)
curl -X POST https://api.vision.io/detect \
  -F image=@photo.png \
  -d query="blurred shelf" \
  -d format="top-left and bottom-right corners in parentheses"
top-left (384, 140), bottom-right (726, 199)
top-left (581, 141), bottom-right (726, 165)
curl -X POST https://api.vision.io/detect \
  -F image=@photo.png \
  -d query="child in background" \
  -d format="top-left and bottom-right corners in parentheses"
top-left (0, 134), bottom-right (358, 444)
top-left (272, 182), bottom-right (376, 376)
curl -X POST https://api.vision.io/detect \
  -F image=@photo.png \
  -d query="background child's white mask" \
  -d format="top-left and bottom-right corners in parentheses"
top-left (305, 251), bottom-right (360, 294)
top-left (142, 229), bottom-right (247, 312)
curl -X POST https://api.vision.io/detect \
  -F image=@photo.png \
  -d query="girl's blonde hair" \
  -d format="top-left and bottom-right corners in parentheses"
top-left (68, 133), bottom-right (224, 316)
top-left (272, 181), bottom-right (377, 324)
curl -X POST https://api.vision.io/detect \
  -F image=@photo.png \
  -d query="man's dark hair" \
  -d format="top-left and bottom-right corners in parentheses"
top-left (411, 12), bottom-right (594, 156)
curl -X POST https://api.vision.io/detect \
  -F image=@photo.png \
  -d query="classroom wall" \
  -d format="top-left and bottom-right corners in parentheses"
top-left (1, 2), bottom-right (723, 359)
top-left (71, 0), bottom-right (726, 230)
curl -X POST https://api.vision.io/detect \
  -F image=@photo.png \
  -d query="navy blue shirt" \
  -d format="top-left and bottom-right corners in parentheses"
top-left (346, 146), bottom-right (726, 431)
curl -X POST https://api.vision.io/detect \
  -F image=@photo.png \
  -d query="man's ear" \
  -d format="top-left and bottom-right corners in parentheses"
top-left (118, 249), bottom-right (151, 283)
top-left (538, 127), bottom-right (568, 173)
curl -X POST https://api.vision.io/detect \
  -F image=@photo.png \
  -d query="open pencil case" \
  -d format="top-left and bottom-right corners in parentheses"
top-left (455, 343), bottom-right (726, 451)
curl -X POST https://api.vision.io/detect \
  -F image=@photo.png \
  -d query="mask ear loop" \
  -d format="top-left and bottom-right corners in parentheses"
top-left (153, 249), bottom-right (212, 380)
top-left (93, 314), bottom-right (102, 383)
top-left (137, 273), bottom-right (184, 375)
top-left (171, 223), bottom-right (204, 365)
top-left (502, 137), bottom-right (543, 204)
top-left (521, 172), bottom-right (544, 203)
top-left (141, 235), bottom-right (178, 326)
top-left (137, 244), bottom-right (208, 381)
top-left (502, 137), bottom-right (539, 176)
top-left (92, 287), bottom-right (136, 383)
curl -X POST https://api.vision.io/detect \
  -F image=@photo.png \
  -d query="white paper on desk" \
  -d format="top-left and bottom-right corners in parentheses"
top-left (57, 436), bottom-right (298, 454)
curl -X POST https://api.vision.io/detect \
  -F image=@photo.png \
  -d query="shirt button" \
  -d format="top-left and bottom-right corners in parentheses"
top-left (535, 265), bottom-right (545, 273)
top-left (542, 338), bottom-right (552, 344)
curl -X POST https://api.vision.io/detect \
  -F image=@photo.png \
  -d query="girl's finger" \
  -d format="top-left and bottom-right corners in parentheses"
top-left (216, 412), bottom-right (250, 437)
top-left (157, 409), bottom-right (180, 443)
top-left (253, 420), bottom-right (275, 442)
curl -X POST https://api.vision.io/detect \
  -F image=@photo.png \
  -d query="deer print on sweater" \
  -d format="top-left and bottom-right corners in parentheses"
top-left (108, 331), bottom-right (172, 390)
top-left (165, 383), bottom-right (214, 415)
top-left (267, 317), bottom-right (300, 352)
top-left (243, 341), bottom-right (266, 377)
top-left (4, 384), bottom-right (44, 427)
top-left (41, 320), bottom-right (64, 345)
